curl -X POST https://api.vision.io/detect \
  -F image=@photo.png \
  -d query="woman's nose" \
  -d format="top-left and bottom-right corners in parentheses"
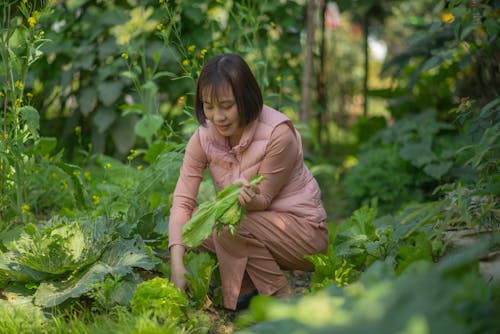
top-left (213, 108), bottom-right (226, 121)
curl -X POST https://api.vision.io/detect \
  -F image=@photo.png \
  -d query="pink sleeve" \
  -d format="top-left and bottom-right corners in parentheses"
top-left (245, 123), bottom-right (298, 211)
top-left (168, 130), bottom-right (207, 249)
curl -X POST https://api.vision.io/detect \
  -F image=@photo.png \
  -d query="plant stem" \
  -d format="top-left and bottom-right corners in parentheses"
top-left (0, 3), bottom-right (12, 198)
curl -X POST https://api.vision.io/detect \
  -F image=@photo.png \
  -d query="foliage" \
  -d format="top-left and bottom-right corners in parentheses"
top-left (184, 251), bottom-right (217, 308)
top-left (306, 201), bottom-right (447, 291)
top-left (238, 245), bottom-right (500, 334)
top-left (182, 175), bottom-right (264, 248)
top-left (12, 217), bottom-right (112, 275)
top-left (131, 276), bottom-right (212, 333)
top-left (0, 216), bottom-right (154, 307)
top-left (0, 0), bottom-right (61, 223)
top-left (381, 0), bottom-right (499, 119)
top-left (343, 108), bottom-right (465, 213)
top-left (131, 277), bottom-right (188, 320)
top-left (0, 298), bottom-right (48, 334)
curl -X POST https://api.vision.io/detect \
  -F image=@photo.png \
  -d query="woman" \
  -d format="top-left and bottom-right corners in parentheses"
top-left (168, 53), bottom-right (328, 310)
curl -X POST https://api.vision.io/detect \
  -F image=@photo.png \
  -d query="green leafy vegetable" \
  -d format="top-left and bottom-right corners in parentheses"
top-left (182, 175), bottom-right (264, 248)
top-left (131, 277), bottom-right (188, 320)
top-left (34, 236), bottom-right (154, 307)
top-left (13, 217), bottom-right (113, 276)
top-left (184, 252), bottom-right (217, 307)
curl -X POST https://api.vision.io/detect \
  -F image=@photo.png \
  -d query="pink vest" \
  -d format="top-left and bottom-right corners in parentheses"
top-left (198, 105), bottom-right (326, 223)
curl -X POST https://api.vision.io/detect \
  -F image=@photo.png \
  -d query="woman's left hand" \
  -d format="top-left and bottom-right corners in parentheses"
top-left (233, 178), bottom-right (260, 206)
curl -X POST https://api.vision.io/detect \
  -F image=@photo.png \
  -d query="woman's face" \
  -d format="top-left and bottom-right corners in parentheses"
top-left (202, 84), bottom-right (244, 142)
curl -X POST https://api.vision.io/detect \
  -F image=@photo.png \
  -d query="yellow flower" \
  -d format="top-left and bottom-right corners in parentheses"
top-left (111, 7), bottom-right (158, 46)
top-left (275, 76), bottom-right (282, 82)
top-left (121, 52), bottom-right (129, 60)
top-left (200, 49), bottom-right (207, 58)
top-left (21, 204), bottom-right (31, 215)
top-left (15, 98), bottom-right (23, 106)
top-left (343, 155), bottom-right (358, 169)
top-left (182, 59), bottom-right (190, 66)
top-left (75, 126), bottom-right (81, 134)
top-left (0, 92), bottom-right (4, 97)
top-left (3, 133), bottom-right (8, 139)
top-left (26, 92), bottom-right (33, 99)
top-left (441, 12), bottom-right (455, 24)
top-left (177, 95), bottom-right (186, 105)
top-left (28, 17), bottom-right (37, 27)
top-left (84, 171), bottom-right (91, 180)
top-left (104, 163), bottom-right (112, 169)
top-left (156, 23), bottom-right (163, 31)
top-left (187, 44), bottom-right (196, 53)
top-left (15, 81), bottom-right (24, 90)
top-left (92, 195), bottom-right (100, 205)
top-left (137, 165), bottom-right (143, 171)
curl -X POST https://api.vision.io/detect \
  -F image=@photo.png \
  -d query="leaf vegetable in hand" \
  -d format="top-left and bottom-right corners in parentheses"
top-left (182, 175), bottom-right (264, 248)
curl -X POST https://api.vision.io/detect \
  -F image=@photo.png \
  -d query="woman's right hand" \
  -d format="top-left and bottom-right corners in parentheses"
top-left (170, 245), bottom-right (188, 289)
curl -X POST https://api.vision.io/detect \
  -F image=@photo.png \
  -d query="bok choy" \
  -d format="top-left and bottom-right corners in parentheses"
top-left (182, 175), bottom-right (264, 248)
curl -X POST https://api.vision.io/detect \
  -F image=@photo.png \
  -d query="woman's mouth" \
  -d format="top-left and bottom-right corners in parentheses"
top-left (216, 124), bottom-right (230, 132)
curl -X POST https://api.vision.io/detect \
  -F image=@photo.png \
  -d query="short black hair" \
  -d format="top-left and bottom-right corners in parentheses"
top-left (195, 54), bottom-right (263, 126)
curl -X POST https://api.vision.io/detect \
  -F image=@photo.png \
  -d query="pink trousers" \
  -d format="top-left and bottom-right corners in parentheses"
top-left (201, 211), bottom-right (328, 310)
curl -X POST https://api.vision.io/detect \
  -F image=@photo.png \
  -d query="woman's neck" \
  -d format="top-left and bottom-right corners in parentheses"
top-left (228, 127), bottom-right (244, 147)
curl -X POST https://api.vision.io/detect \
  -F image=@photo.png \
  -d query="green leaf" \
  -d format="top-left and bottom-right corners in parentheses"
top-left (182, 205), bottom-right (217, 248)
top-left (33, 236), bottom-right (153, 307)
top-left (152, 71), bottom-right (176, 80)
top-left (93, 107), bottom-right (117, 133)
top-left (120, 71), bottom-right (138, 81)
top-left (484, 18), bottom-right (499, 39)
top-left (13, 217), bottom-right (112, 276)
top-left (181, 175), bottom-right (264, 248)
top-left (99, 237), bottom-right (155, 276)
top-left (20, 106), bottom-right (40, 139)
top-left (0, 251), bottom-right (50, 284)
top-left (141, 80), bottom-right (158, 94)
top-left (34, 262), bottom-right (109, 307)
top-left (184, 252), bottom-right (217, 306)
top-left (423, 161), bottom-right (453, 179)
top-left (131, 277), bottom-right (188, 320)
top-left (79, 87), bottom-right (97, 116)
top-left (111, 114), bottom-right (137, 154)
top-left (32, 137), bottom-right (57, 156)
top-left (480, 98), bottom-right (500, 113)
top-left (98, 81), bottom-right (124, 106)
top-left (134, 114), bottom-right (163, 146)
top-left (399, 142), bottom-right (435, 167)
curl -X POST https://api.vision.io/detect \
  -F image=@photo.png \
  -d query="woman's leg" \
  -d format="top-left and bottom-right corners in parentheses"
top-left (203, 211), bottom-right (327, 310)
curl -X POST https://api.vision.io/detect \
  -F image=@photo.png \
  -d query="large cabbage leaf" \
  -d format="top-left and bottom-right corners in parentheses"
top-left (34, 236), bottom-right (154, 307)
top-left (13, 217), bottom-right (113, 276)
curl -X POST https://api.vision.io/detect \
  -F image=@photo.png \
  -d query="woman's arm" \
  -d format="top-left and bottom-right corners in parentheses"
top-left (168, 130), bottom-right (207, 249)
top-left (168, 130), bottom-right (207, 288)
